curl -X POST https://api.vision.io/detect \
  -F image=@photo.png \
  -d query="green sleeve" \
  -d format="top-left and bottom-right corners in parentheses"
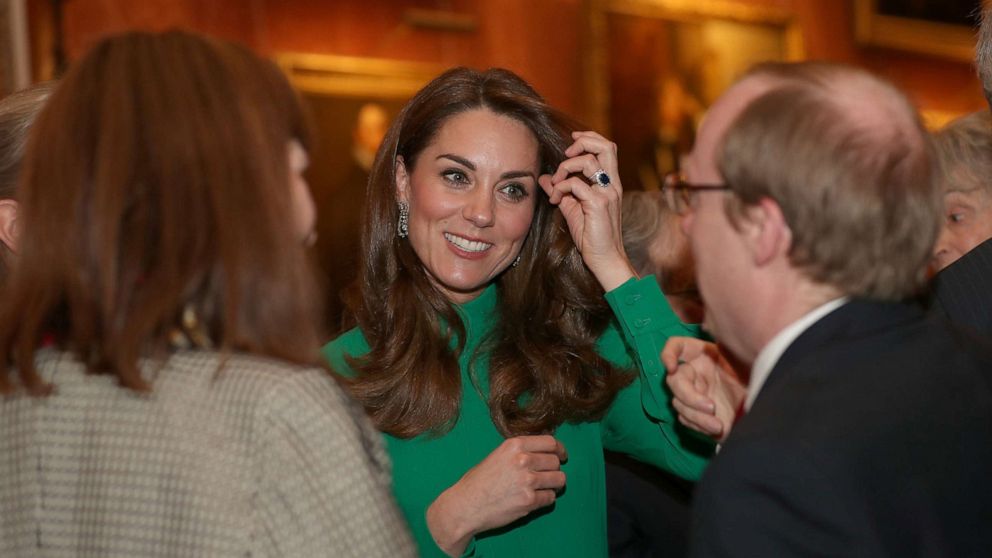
top-left (599, 276), bottom-right (714, 481)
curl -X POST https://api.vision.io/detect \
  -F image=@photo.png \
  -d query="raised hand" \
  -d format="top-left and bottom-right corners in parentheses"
top-left (538, 131), bottom-right (637, 292)
top-left (426, 435), bottom-right (568, 556)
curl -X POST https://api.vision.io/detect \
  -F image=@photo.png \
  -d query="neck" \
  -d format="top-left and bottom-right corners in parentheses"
top-left (755, 279), bottom-right (842, 355)
top-left (734, 271), bottom-right (842, 365)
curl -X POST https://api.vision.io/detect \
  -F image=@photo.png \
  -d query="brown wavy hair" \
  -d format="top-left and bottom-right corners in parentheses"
top-left (0, 30), bottom-right (323, 395)
top-left (343, 67), bottom-right (633, 439)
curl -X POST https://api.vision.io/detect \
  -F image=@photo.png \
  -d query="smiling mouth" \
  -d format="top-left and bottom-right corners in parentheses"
top-left (444, 232), bottom-right (493, 253)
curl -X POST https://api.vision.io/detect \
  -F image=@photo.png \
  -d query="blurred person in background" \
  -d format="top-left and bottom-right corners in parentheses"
top-left (929, 108), bottom-right (992, 334)
top-left (621, 189), bottom-right (702, 324)
top-left (931, 110), bottom-right (992, 272)
top-left (932, 7), bottom-right (992, 335)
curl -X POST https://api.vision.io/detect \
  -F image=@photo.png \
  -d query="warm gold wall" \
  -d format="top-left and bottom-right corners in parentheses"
top-left (29, 0), bottom-right (987, 122)
top-left (26, 0), bottom-right (985, 330)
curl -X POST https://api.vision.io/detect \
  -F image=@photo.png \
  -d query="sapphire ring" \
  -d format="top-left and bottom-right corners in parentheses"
top-left (590, 169), bottom-right (611, 188)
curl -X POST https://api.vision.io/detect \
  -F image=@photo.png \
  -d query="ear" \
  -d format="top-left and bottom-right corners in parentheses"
top-left (0, 199), bottom-right (20, 254)
top-left (394, 156), bottom-right (410, 204)
top-left (740, 197), bottom-right (791, 267)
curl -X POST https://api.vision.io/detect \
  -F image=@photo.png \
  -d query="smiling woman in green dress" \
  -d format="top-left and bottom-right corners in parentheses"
top-left (323, 67), bottom-right (713, 557)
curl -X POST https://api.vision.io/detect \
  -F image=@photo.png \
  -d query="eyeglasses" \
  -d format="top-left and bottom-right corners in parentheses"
top-left (661, 172), bottom-right (732, 216)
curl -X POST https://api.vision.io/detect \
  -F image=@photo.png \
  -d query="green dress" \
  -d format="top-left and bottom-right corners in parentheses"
top-left (322, 277), bottom-right (712, 557)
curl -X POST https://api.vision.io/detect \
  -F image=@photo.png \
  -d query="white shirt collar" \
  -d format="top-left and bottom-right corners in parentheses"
top-left (745, 297), bottom-right (848, 411)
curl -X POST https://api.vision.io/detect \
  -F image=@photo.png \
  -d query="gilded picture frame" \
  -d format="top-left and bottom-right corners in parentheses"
top-left (582, 0), bottom-right (803, 191)
top-left (853, 0), bottom-right (986, 61)
top-left (1, 0), bottom-right (31, 96)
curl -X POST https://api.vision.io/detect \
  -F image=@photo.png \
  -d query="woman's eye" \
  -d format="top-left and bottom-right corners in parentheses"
top-left (500, 182), bottom-right (529, 201)
top-left (946, 206), bottom-right (971, 224)
top-left (442, 170), bottom-right (469, 184)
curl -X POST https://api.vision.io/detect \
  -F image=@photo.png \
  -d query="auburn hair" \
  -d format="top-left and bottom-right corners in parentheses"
top-left (343, 67), bottom-right (632, 439)
top-left (0, 30), bottom-right (323, 395)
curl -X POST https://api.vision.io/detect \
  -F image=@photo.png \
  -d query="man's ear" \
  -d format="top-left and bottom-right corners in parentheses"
top-left (394, 156), bottom-right (410, 204)
top-left (741, 197), bottom-right (790, 267)
top-left (0, 199), bottom-right (20, 254)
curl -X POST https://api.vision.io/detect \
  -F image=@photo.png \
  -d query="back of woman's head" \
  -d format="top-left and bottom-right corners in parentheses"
top-left (0, 30), bottom-right (321, 395)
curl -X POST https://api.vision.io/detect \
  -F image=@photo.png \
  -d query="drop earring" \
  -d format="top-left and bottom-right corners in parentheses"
top-left (397, 201), bottom-right (409, 238)
top-left (511, 255), bottom-right (521, 267)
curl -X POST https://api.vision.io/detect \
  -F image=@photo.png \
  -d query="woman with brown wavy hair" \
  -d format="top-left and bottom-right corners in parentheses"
top-left (0, 30), bottom-right (414, 556)
top-left (323, 67), bottom-right (711, 557)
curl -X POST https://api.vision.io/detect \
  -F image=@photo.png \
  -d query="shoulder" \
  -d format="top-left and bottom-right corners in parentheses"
top-left (35, 349), bottom-right (332, 409)
top-left (152, 351), bottom-right (362, 431)
top-left (931, 237), bottom-right (992, 335)
top-left (815, 305), bottom-right (992, 392)
top-left (740, 304), bottom-right (992, 473)
top-left (691, 434), bottom-right (854, 557)
top-left (209, 352), bottom-right (390, 475)
top-left (168, 350), bottom-right (324, 393)
top-left (213, 353), bottom-right (360, 429)
top-left (321, 326), bottom-right (370, 378)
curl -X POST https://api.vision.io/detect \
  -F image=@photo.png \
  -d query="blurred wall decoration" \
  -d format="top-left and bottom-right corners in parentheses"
top-left (20, 0), bottom-right (990, 324)
top-left (855, 0), bottom-right (986, 61)
top-left (583, 0), bottom-right (803, 191)
top-left (1, 0), bottom-right (31, 96)
top-left (0, 1), bottom-right (11, 96)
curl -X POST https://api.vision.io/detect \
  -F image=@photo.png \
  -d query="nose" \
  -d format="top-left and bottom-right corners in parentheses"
top-left (679, 211), bottom-right (693, 237)
top-left (932, 227), bottom-right (953, 270)
top-left (463, 187), bottom-right (495, 228)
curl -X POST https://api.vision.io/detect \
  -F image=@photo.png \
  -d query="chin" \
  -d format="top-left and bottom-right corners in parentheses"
top-left (429, 272), bottom-right (492, 302)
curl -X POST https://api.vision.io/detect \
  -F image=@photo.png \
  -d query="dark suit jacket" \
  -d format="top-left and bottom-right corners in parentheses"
top-left (606, 451), bottom-right (693, 558)
top-left (690, 300), bottom-right (992, 557)
top-left (931, 236), bottom-right (992, 337)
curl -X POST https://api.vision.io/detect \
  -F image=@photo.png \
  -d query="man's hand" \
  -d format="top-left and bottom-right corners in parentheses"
top-left (662, 337), bottom-right (747, 443)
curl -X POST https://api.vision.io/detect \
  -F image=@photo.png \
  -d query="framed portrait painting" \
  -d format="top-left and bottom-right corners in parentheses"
top-left (582, 0), bottom-right (803, 192)
top-left (854, 0), bottom-right (987, 60)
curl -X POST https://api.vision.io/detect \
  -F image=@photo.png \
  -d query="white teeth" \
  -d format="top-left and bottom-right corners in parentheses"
top-left (444, 233), bottom-right (492, 253)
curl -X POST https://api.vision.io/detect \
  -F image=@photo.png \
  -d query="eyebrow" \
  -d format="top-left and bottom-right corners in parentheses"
top-left (437, 153), bottom-right (536, 181)
top-left (944, 186), bottom-right (983, 196)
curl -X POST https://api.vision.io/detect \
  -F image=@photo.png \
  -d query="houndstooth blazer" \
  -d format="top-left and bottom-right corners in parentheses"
top-left (0, 348), bottom-right (416, 557)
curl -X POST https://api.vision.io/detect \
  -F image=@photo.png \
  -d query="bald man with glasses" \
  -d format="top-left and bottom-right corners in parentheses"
top-left (659, 61), bottom-right (992, 557)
